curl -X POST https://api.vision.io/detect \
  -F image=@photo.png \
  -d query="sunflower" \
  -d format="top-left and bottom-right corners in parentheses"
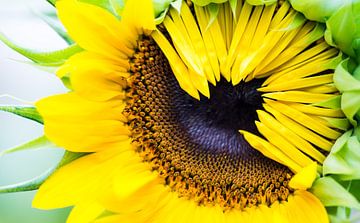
top-left (1, 0), bottom-right (360, 222)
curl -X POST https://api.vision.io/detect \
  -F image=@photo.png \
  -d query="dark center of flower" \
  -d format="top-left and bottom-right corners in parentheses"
top-left (124, 36), bottom-right (293, 210)
top-left (175, 77), bottom-right (263, 155)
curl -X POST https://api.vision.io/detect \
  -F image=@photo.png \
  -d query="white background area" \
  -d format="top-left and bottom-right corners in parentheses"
top-left (0, 0), bottom-right (70, 222)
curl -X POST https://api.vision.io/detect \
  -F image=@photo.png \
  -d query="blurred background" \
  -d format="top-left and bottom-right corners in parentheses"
top-left (0, 0), bottom-right (71, 222)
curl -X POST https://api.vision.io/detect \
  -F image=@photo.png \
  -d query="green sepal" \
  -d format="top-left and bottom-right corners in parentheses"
top-left (288, 0), bottom-right (343, 23)
top-left (321, 117), bottom-right (351, 131)
top-left (192, 0), bottom-right (227, 7)
top-left (328, 206), bottom-right (358, 223)
top-left (229, 0), bottom-right (237, 17)
top-left (0, 105), bottom-right (43, 124)
top-left (0, 136), bottom-right (52, 157)
top-left (109, 0), bottom-right (125, 16)
top-left (246, 0), bottom-right (276, 6)
top-left (46, 0), bottom-right (56, 6)
top-left (170, 0), bottom-right (182, 14)
top-left (79, 0), bottom-right (119, 16)
top-left (155, 0), bottom-right (180, 25)
top-left (38, 11), bottom-right (74, 45)
top-left (20, 61), bottom-right (58, 74)
top-left (310, 177), bottom-right (360, 209)
top-left (206, 3), bottom-right (220, 30)
top-left (0, 151), bottom-right (87, 193)
top-left (274, 13), bottom-right (306, 31)
top-left (0, 33), bottom-right (82, 66)
top-left (192, 0), bottom-right (276, 7)
top-left (313, 95), bottom-right (341, 109)
top-left (349, 180), bottom-right (360, 206)
top-left (289, 0), bottom-right (360, 61)
top-left (334, 59), bottom-right (360, 126)
top-left (0, 166), bottom-right (55, 193)
top-left (325, 1), bottom-right (360, 59)
top-left (46, 0), bottom-right (121, 17)
top-left (60, 75), bottom-right (73, 90)
top-left (335, 59), bottom-right (360, 92)
top-left (95, 211), bottom-right (117, 221)
top-left (323, 128), bottom-right (360, 181)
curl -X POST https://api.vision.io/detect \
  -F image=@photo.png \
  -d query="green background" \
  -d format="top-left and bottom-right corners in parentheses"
top-left (0, 0), bottom-right (70, 222)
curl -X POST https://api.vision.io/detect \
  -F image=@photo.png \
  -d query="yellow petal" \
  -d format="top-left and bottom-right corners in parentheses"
top-left (56, 0), bottom-right (134, 59)
top-left (255, 23), bottom-right (323, 74)
top-left (62, 52), bottom-right (129, 101)
top-left (240, 130), bottom-right (302, 173)
top-left (102, 183), bottom-right (168, 214)
top-left (180, 3), bottom-right (216, 85)
top-left (289, 162), bottom-right (318, 190)
top-left (67, 202), bottom-right (104, 223)
top-left (255, 121), bottom-right (313, 168)
top-left (36, 93), bottom-right (129, 152)
top-left (33, 142), bottom-right (133, 209)
top-left (259, 74), bottom-right (333, 92)
top-left (112, 166), bottom-right (158, 201)
top-left (285, 102), bottom-right (344, 118)
top-left (263, 103), bottom-right (333, 151)
top-left (122, 0), bottom-right (155, 35)
top-left (263, 91), bottom-right (335, 104)
top-left (223, 2), bottom-right (252, 77)
top-left (194, 5), bottom-right (221, 82)
top-left (257, 110), bottom-right (326, 163)
top-left (206, 11), bottom-right (228, 80)
top-left (264, 99), bottom-right (342, 140)
top-left (151, 29), bottom-right (200, 100)
top-left (288, 191), bottom-right (329, 223)
top-left (95, 214), bottom-right (148, 223)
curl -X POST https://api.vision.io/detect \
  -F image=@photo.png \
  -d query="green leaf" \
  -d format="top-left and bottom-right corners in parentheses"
top-left (0, 105), bottom-right (43, 124)
top-left (0, 136), bottom-right (52, 156)
top-left (310, 177), bottom-right (360, 209)
top-left (0, 33), bottom-right (82, 66)
top-left (0, 151), bottom-right (87, 193)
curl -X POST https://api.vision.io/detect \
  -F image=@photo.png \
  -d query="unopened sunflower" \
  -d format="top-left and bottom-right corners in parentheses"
top-left (2, 0), bottom-right (360, 222)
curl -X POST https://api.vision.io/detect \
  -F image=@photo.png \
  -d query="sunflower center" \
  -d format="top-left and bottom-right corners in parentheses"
top-left (124, 36), bottom-right (293, 210)
top-left (175, 78), bottom-right (264, 154)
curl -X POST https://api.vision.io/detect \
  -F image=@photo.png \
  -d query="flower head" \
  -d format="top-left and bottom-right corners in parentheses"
top-left (2, 0), bottom-right (360, 222)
